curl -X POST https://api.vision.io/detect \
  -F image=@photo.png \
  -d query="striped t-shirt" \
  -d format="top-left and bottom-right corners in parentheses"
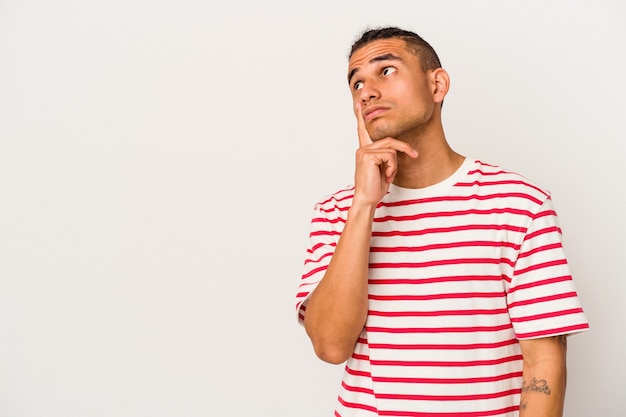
top-left (296, 158), bottom-right (589, 417)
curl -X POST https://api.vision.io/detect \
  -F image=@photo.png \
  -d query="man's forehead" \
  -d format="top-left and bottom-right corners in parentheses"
top-left (347, 38), bottom-right (409, 80)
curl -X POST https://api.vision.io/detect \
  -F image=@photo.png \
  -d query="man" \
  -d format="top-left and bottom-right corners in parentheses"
top-left (295, 27), bottom-right (589, 417)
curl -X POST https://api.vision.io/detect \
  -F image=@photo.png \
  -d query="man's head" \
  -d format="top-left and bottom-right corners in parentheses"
top-left (347, 27), bottom-right (449, 142)
top-left (349, 27), bottom-right (441, 73)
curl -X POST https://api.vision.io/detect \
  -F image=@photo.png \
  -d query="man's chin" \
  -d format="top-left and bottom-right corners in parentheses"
top-left (367, 118), bottom-right (411, 141)
top-left (368, 126), bottom-right (395, 141)
top-left (370, 129), bottom-right (401, 142)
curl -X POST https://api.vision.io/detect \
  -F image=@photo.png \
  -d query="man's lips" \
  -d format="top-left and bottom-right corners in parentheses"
top-left (364, 106), bottom-right (389, 121)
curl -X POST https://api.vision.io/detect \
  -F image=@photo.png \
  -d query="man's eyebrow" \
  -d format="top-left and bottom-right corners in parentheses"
top-left (348, 53), bottom-right (402, 84)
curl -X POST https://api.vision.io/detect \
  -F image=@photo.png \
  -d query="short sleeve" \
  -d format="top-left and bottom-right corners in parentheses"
top-left (295, 203), bottom-right (344, 325)
top-left (507, 196), bottom-right (589, 339)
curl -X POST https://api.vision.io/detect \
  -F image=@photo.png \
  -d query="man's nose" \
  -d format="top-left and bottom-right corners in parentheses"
top-left (360, 81), bottom-right (381, 102)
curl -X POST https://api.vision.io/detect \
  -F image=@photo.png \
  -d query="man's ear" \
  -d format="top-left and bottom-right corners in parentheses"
top-left (431, 68), bottom-right (450, 104)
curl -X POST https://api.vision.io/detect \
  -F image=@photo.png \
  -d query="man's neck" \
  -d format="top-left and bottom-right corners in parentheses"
top-left (393, 130), bottom-right (465, 189)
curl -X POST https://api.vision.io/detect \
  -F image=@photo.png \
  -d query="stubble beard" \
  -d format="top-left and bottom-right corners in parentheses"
top-left (368, 106), bottom-right (436, 143)
top-left (368, 119), bottom-right (421, 143)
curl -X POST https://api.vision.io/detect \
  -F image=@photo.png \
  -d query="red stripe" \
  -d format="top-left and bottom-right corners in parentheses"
top-left (369, 338), bottom-right (518, 350)
top-left (337, 396), bottom-right (378, 413)
top-left (352, 353), bottom-right (369, 361)
top-left (319, 206), bottom-right (350, 214)
top-left (508, 291), bottom-right (579, 308)
top-left (342, 381), bottom-right (374, 395)
top-left (370, 257), bottom-right (514, 269)
top-left (375, 388), bottom-right (520, 401)
top-left (454, 179), bottom-right (548, 197)
top-left (516, 323), bottom-right (590, 339)
top-left (508, 275), bottom-right (572, 294)
top-left (345, 366), bottom-right (372, 378)
top-left (310, 242), bottom-right (330, 252)
top-left (369, 275), bottom-right (502, 286)
top-left (312, 216), bottom-right (346, 224)
top-left (310, 230), bottom-right (341, 237)
top-left (379, 192), bottom-right (542, 208)
top-left (374, 208), bottom-right (534, 223)
top-left (524, 225), bottom-right (560, 241)
top-left (304, 251), bottom-right (333, 265)
top-left (369, 292), bottom-right (504, 301)
top-left (511, 307), bottom-right (584, 323)
top-left (514, 259), bottom-right (568, 276)
top-left (368, 307), bottom-right (509, 317)
top-left (373, 224), bottom-right (526, 237)
top-left (301, 264), bottom-right (328, 280)
top-left (378, 405), bottom-right (519, 417)
top-left (533, 209), bottom-right (557, 220)
top-left (371, 240), bottom-right (520, 253)
top-left (318, 190), bottom-right (354, 206)
top-left (372, 371), bottom-right (523, 384)
top-left (371, 354), bottom-right (523, 367)
top-left (366, 323), bottom-right (513, 334)
top-left (517, 242), bottom-right (563, 259)
top-left (467, 167), bottom-right (508, 175)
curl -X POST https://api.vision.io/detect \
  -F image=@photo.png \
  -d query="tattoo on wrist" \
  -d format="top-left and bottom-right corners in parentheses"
top-left (522, 377), bottom-right (552, 395)
top-left (520, 401), bottom-right (528, 410)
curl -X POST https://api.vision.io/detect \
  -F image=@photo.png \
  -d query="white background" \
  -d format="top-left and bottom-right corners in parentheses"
top-left (0, 1), bottom-right (624, 416)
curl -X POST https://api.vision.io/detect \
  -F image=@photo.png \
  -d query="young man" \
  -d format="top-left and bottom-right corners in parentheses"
top-left (295, 27), bottom-right (589, 417)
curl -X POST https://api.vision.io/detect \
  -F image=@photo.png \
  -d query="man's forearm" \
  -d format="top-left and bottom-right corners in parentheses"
top-left (304, 202), bottom-right (376, 364)
top-left (519, 336), bottom-right (568, 417)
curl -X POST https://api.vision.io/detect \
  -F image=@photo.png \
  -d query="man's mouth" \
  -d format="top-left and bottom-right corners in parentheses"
top-left (364, 106), bottom-right (388, 121)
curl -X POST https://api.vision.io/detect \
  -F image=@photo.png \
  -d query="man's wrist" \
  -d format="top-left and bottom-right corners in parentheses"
top-left (348, 199), bottom-right (378, 220)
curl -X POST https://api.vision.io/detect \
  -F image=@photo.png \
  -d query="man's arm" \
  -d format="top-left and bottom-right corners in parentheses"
top-left (518, 335), bottom-right (568, 416)
top-left (303, 104), bottom-right (418, 364)
top-left (303, 201), bottom-right (375, 364)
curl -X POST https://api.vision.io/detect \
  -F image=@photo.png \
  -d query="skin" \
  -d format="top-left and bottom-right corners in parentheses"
top-left (303, 37), bottom-right (567, 416)
top-left (519, 336), bottom-right (568, 416)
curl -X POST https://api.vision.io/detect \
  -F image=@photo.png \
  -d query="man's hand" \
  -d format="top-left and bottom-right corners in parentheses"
top-left (353, 103), bottom-right (418, 206)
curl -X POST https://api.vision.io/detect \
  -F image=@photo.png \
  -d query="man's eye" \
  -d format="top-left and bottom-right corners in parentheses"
top-left (354, 81), bottom-right (364, 90)
top-left (382, 67), bottom-right (397, 76)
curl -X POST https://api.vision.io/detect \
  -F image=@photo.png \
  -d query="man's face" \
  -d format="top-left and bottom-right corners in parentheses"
top-left (347, 38), bottom-right (438, 142)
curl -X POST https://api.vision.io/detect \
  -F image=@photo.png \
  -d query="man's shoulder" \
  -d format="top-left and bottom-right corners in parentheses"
top-left (468, 159), bottom-right (551, 200)
top-left (312, 184), bottom-right (355, 212)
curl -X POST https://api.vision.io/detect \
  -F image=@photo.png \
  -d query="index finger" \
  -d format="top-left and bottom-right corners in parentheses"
top-left (355, 102), bottom-right (373, 148)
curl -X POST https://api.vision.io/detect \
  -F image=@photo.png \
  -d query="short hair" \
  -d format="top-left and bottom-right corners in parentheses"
top-left (349, 27), bottom-right (441, 72)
